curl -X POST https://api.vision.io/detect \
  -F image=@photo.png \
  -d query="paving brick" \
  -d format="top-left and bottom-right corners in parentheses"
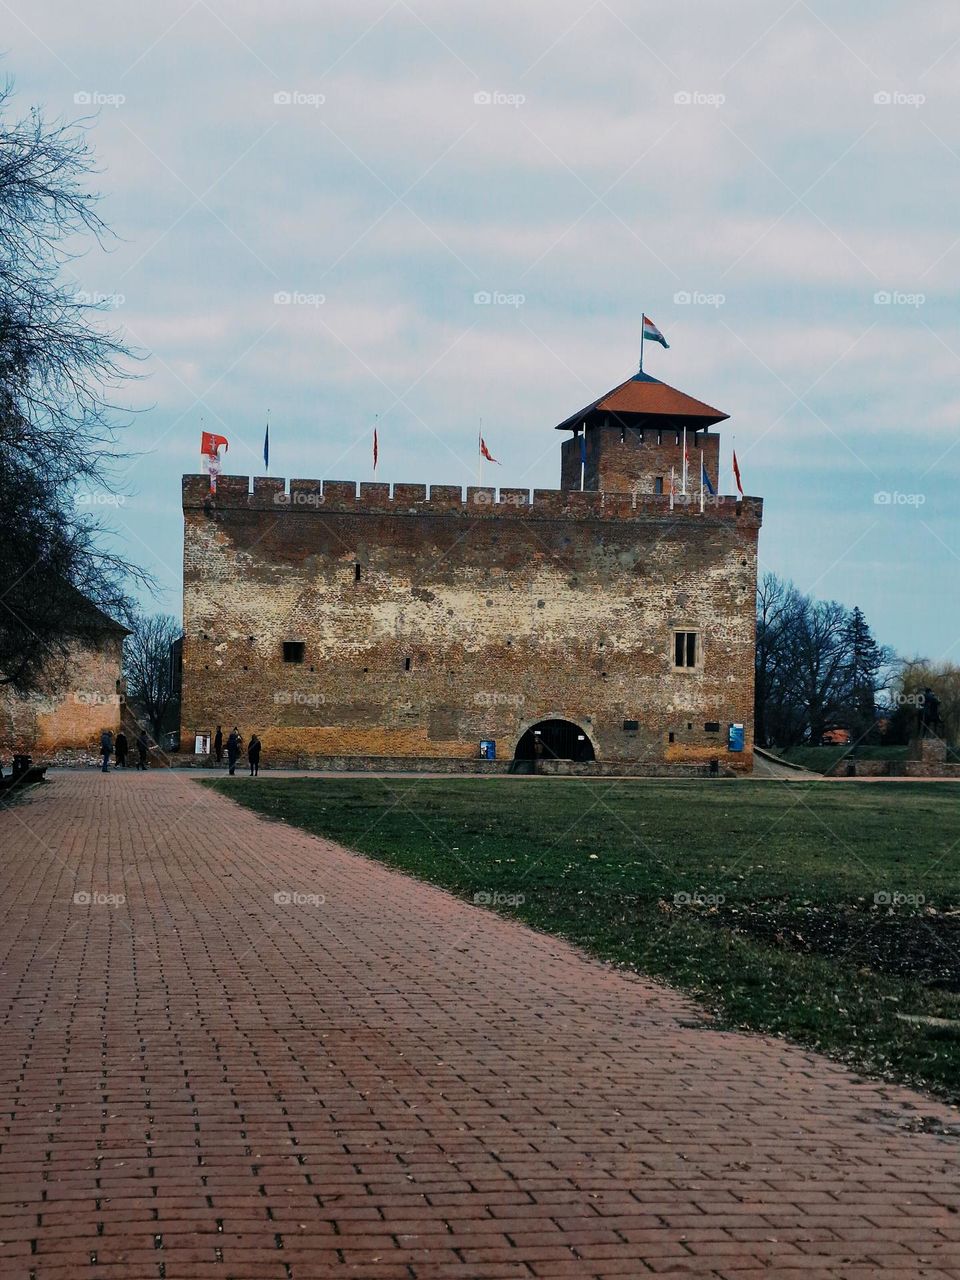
top-left (2, 771), bottom-right (960, 1280)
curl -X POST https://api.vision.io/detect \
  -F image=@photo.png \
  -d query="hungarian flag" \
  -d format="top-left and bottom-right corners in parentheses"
top-left (201, 431), bottom-right (229, 493)
top-left (642, 314), bottom-right (669, 349)
top-left (479, 435), bottom-right (500, 464)
top-left (732, 449), bottom-right (744, 497)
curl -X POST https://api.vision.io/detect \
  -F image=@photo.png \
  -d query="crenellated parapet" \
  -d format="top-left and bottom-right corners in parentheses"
top-left (182, 475), bottom-right (762, 525)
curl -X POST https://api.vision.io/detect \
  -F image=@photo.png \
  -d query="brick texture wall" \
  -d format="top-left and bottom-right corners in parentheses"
top-left (560, 427), bottom-right (720, 495)
top-left (181, 476), bottom-right (761, 772)
top-left (0, 635), bottom-right (125, 761)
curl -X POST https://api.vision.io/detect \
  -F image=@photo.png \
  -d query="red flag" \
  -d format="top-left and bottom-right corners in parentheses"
top-left (479, 436), bottom-right (500, 465)
top-left (201, 431), bottom-right (229, 458)
top-left (732, 449), bottom-right (744, 497)
top-left (373, 427), bottom-right (378, 471)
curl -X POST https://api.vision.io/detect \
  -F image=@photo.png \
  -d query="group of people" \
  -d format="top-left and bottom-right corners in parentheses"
top-left (213, 725), bottom-right (262, 776)
top-left (99, 728), bottom-right (150, 773)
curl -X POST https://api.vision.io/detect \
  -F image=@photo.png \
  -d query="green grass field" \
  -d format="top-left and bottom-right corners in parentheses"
top-left (207, 776), bottom-right (960, 1101)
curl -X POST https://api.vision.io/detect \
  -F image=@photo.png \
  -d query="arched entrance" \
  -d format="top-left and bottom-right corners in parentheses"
top-left (514, 719), bottom-right (596, 763)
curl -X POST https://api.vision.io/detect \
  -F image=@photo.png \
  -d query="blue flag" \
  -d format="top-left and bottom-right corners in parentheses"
top-left (580, 434), bottom-right (587, 465)
top-left (263, 422), bottom-right (270, 471)
top-left (701, 461), bottom-right (716, 496)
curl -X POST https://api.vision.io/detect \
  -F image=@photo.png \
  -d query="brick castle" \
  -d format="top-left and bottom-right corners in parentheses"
top-left (181, 369), bottom-right (762, 773)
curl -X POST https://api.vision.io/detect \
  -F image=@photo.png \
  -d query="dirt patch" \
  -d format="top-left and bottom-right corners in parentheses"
top-left (711, 903), bottom-right (960, 993)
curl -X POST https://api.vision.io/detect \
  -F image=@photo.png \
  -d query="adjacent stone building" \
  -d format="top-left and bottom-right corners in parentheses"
top-left (0, 599), bottom-right (128, 765)
top-left (181, 369), bottom-right (762, 772)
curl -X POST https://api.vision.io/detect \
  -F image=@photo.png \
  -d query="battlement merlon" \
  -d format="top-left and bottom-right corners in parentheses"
top-left (182, 475), bottom-right (762, 526)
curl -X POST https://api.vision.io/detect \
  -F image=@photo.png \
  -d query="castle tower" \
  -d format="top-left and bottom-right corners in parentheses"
top-left (557, 370), bottom-right (728, 495)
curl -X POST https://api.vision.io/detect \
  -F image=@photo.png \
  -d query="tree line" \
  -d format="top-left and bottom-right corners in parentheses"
top-left (755, 572), bottom-right (956, 748)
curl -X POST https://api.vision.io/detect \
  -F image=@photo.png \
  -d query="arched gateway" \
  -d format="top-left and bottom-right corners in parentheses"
top-left (514, 719), bottom-right (596, 763)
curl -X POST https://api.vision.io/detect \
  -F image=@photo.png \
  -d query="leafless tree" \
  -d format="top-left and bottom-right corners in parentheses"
top-left (0, 77), bottom-right (147, 694)
top-left (124, 613), bottom-right (181, 740)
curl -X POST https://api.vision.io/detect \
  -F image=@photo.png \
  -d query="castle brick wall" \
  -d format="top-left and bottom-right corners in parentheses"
top-left (560, 427), bottom-right (721, 494)
top-left (0, 635), bottom-right (125, 762)
top-left (181, 478), bottom-right (761, 772)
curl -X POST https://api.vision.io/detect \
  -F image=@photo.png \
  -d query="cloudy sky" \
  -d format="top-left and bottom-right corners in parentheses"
top-left (10, 0), bottom-right (960, 659)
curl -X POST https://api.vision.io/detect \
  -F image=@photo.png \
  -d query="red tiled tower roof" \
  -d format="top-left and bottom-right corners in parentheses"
top-left (555, 371), bottom-right (728, 431)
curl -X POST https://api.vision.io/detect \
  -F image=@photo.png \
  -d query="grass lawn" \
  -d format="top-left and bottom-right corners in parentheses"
top-left (206, 775), bottom-right (960, 1102)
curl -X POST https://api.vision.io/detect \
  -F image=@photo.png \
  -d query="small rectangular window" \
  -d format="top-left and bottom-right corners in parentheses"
top-left (354, 563), bottom-right (362, 582)
top-left (404, 656), bottom-right (412, 671)
top-left (654, 476), bottom-right (664, 495)
top-left (673, 630), bottom-right (698, 668)
top-left (704, 721), bottom-right (720, 733)
top-left (283, 641), bottom-right (305, 663)
top-left (623, 719), bottom-right (639, 732)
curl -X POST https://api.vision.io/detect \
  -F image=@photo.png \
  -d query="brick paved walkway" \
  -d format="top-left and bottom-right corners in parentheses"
top-left (2, 774), bottom-right (960, 1279)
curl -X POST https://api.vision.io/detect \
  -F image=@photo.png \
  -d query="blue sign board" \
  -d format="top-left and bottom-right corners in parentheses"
top-left (480, 739), bottom-right (496, 760)
top-left (728, 723), bottom-right (745, 752)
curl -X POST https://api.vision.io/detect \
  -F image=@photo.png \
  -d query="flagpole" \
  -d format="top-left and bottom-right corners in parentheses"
top-left (669, 465), bottom-right (675, 511)
top-left (478, 418), bottom-right (482, 489)
top-left (682, 426), bottom-right (687, 495)
top-left (580, 426), bottom-right (585, 491)
top-left (699, 448), bottom-right (704, 513)
top-left (639, 322), bottom-right (644, 373)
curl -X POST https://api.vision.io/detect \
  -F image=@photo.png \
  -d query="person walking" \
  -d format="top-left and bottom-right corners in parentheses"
top-left (248, 734), bottom-right (261, 777)
top-left (226, 726), bottom-right (241, 776)
top-left (115, 730), bottom-right (128, 769)
top-left (214, 725), bottom-right (223, 765)
top-left (136, 730), bottom-right (149, 771)
top-left (100, 729), bottom-right (113, 773)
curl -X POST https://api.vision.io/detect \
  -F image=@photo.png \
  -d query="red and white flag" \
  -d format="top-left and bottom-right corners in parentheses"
top-left (479, 435), bottom-right (500, 464)
top-left (200, 431), bottom-right (229, 493)
top-left (732, 449), bottom-right (744, 497)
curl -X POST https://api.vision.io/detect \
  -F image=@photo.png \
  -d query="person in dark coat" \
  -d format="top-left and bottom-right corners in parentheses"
top-left (100, 729), bottom-right (113, 773)
top-left (226, 727), bottom-right (241, 776)
top-left (115, 731), bottom-right (128, 768)
top-left (248, 734), bottom-right (261, 776)
top-left (214, 725), bottom-right (223, 764)
top-left (136, 730), bottom-right (149, 770)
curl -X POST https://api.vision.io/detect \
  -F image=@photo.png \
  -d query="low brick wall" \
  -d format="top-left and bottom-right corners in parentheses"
top-left (181, 753), bottom-right (721, 777)
top-left (826, 758), bottom-right (960, 779)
